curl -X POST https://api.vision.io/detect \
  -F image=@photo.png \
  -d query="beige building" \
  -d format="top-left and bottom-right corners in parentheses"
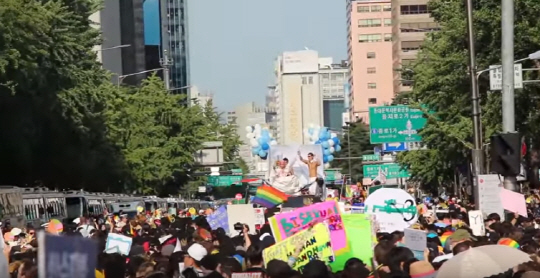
top-left (391, 0), bottom-right (438, 95)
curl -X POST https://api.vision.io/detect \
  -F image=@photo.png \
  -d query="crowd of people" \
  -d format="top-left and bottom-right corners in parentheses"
top-left (3, 194), bottom-right (540, 278)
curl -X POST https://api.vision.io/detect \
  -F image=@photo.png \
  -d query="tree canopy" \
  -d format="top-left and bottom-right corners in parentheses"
top-left (396, 0), bottom-right (540, 191)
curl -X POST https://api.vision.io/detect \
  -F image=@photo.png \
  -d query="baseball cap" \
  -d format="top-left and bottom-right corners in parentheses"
top-left (187, 243), bottom-right (208, 261)
top-left (449, 229), bottom-right (476, 242)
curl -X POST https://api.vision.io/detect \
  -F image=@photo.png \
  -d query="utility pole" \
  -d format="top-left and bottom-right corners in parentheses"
top-left (501, 0), bottom-right (518, 191)
top-left (160, 49), bottom-right (173, 91)
top-left (466, 0), bottom-right (484, 202)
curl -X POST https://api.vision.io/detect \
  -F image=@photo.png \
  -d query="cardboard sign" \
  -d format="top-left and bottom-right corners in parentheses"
top-left (38, 232), bottom-right (97, 278)
top-left (330, 214), bottom-right (374, 271)
top-left (254, 208), bottom-right (265, 226)
top-left (269, 201), bottom-right (347, 255)
top-left (468, 210), bottom-right (485, 236)
top-left (207, 206), bottom-right (230, 234)
top-left (263, 223), bottom-right (334, 271)
top-left (231, 273), bottom-right (262, 278)
top-left (364, 188), bottom-right (418, 232)
top-left (500, 188), bottom-right (527, 217)
top-left (404, 228), bottom-right (426, 252)
top-left (227, 204), bottom-right (257, 236)
top-left (105, 233), bottom-right (132, 256)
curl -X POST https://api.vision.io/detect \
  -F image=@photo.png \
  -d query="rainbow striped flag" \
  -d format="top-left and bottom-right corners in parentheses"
top-left (251, 185), bottom-right (289, 208)
top-left (440, 231), bottom-right (453, 247)
top-left (498, 238), bottom-right (520, 249)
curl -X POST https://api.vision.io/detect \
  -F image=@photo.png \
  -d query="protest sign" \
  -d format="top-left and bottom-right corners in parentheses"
top-left (232, 273), bottom-right (262, 278)
top-left (254, 208), bottom-right (265, 226)
top-left (330, 214), bottom-right (373, 271)
top-left (105, 233), bottom-right (132, 256)
top-left (269, 200), bottom-right (347, 255)
top-left (364, 188), bottom-right (418, 232)
top-left (227, 204), bottom-right (257, 236)
top-left (404, 228), bottom-right (426, 251)
top-left (500, 188), bottom-right (527, 217)
top-left (468, 210), bottom-right (485, 236)
top-left (207, 206), bottom-right (230, 234)
top-left (38, 232), bottom-right (97, 278)
top-left (263, 223), bottom-right (334, 271)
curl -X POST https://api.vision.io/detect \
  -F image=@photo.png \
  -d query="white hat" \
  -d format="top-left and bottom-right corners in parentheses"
top-left (187, 243), bottom-right (207, 261)
top-left (10, 228), bottom-right (22, 236)
top-left (73, 218), bottom-right (81, 224)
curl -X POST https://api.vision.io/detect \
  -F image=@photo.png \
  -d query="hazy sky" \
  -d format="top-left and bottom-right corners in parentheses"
top-left (188, 0), bottom-right (347, 112)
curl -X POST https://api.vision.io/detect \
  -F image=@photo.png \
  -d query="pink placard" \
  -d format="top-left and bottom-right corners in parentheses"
top-left (499, 188), bottom-right (527, 217)
top-left (269, 201), bottom-right (347, 254)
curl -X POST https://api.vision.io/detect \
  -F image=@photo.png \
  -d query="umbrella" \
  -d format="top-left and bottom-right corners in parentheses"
top-left (436, 245), bottom-right (531, 278)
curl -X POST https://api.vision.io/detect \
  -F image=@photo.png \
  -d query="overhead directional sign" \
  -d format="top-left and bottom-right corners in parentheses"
top-left (363, 163), bottom-right (410, 179)
top-left (369, 105), bottom-right (427, 144)
top-left (382, 142), bottom-right (408, 152)
top-left (362, 154), bottom-right (380, 161)
top-left (207, 175), bottom-right (242, 187)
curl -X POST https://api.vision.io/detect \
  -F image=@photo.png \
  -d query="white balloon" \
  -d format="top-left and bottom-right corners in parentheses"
top-left (246, 133), bottom-right (254, 139)
top-left (324, 163), bottom-right (331, 169)
top-left (255, 129), bottom-right (262, 136)
top-left (270, 140), bottom-right (278, 146)
top-left (311, 135), bottom-right (319, 141)
top-left (328, 139), bottom-right (335, 146)
top-left (254, 124), bottom-right (261, 130)
top-left (330, 132), bottom-right (337, 138)
top-left (329, 147), bottom-right (335, 153)
top-left (308, 123), bottom-right (314, 128)
top-left (245, 126), bottom-right (253, 133)
top-left (250, 138), bottom-right (259, 147)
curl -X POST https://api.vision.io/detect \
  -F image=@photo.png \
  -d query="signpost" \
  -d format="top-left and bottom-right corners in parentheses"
top-left (324, 169), bottom-right (342, 182)
top-left (489, 64), bottom-right (523, 91)
top-left (382, 143), bottom-right (408, 152)
top-left (369, 105), bottom-right (427, 144)
top-left (363, 163), bottom-right (410, 179)
top-left (208, 175), bottom-right (243, 186)
top-left (362, 154), bottom-right (380, 161)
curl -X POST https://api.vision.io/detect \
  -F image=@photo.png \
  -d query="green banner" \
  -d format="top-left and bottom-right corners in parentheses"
top-left (207, 175), bottom-right (242, 187)
top-left (363, 163), bottom-right (410, 179)
top-left (369, 105), bottom-right (427, 144)
top-left (324, 169), bottom-right (342, 182)
top-left (330, 214), bottom-right (373, 271)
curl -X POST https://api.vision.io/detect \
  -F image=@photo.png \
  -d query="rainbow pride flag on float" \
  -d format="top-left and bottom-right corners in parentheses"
top-left (251, 185), bottom-right (289, 208)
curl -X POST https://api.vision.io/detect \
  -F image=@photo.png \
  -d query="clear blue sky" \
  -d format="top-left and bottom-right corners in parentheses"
top-left (188, 0), bottom-right (347, 112)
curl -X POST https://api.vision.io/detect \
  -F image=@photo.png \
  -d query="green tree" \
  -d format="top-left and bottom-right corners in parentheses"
top-left (0, 0), bottom-right (126, 190)
top-left (331, 120), bottom-right (375, 182)
top-left (395, 0), bottom-right (540, 190)
top-left (106, 75), bottom-right (209, 194)
top-left (201, 100), bottom-right (242, 162)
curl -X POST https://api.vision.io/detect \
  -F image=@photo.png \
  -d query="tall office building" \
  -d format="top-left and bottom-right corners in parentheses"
top-left (143, 0), bottom-right (190, 93)
top-left (391, 0), bottom-right (438, 95)
top-left (346, 0), bottom-right (394, 123)
top-left (274, 50), bottom-right (323, 145)
top-left (230, 102), bottom-right (268, 172)
top-left (319, 58), bottom-right (349, 131)
top-left (91, 0), bottom-right (146, 85)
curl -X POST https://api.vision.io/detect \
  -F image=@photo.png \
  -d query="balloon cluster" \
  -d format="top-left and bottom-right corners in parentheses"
top-left (304, 125), bottom-right (342, 169)
top-left (246, 124), bottom-right (277, 159)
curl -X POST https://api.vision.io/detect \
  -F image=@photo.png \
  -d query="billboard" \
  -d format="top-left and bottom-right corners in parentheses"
top-left (282, 50), bottom-right (319, 74)
top-left (266, 145), bottom-right (325, 189)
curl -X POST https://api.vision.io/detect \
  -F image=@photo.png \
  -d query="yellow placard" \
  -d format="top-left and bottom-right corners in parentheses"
top-left (188, 207), bottom-right (196, 215)
top-left (263, 223), bottom-right (334, 271)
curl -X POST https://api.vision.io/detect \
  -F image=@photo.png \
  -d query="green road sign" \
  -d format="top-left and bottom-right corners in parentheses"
top-left (231, 169), bottom-right (243, 175)
top-left (363, 163), bottom-right (410, 179)
top-left (207, 175), bottom-right (243, 187)
top-left (362, 154), bottom-right (380, 161)
top-left (324, 169), bottom-right (342, 182)
top-left (369, 105), bottom-right (427, 144)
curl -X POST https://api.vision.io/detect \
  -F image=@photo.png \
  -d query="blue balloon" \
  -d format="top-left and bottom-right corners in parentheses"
top-left (252, 148), bottom-right (259, 155)
top-left (321, 141), bottom-right (330, 149)
top-left (315, 140), bottom-right (322, 144)
top-left (258, 150), bottom-right (267, 157)
top-left (323, 155), bottom-right (329, 163)
top-left (323, 149), bottom-right (331, 156)
top-left (258, 137), bottom-right (266, 145)
top-left (328, 155), bottom-right (334, 162)
top-left (308, 128), bottom-right (314, 135)
top-left (262, 129), bottom-right (270, 137)
top-left (335, 145), bottom-right (342, 152)
top-left (261, 142), bottom-right (270, 150)
top-left (332, 137), bottom-right (340, 145)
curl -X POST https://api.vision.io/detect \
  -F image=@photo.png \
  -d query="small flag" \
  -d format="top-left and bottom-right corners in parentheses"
top-left (440, 231), bottom-right (453, 247)
top-left (498, 238), bottom-right (520, 249)
top-left (251, 185), bottom-right (289, 208)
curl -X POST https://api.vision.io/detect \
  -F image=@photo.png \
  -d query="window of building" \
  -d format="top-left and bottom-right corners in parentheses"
top-left (367, 52), bottom-right (376, 59)
top-left (384, 33), bottom-right (392, 41)
top-left (308, 76), bottom-right (313, 84)
top-left (401, 41), bottom-right (423, 52)
top-left (359, 34), bottom-right (382, 43)
top-left (368, 83), bottom-right (377, 89)
top-left (302, 77), bottom-right (307, 84)
top-left (384, 18), bottom-right (392, 26)
top-left (371, 5), bottom-right (381, 12)
top-left (400, 22), bottom-right (440, 32)
top-left (400, 5), bottom-right (429, 15)
top-left (358, 19), bottom-right (382, 27)
top-left (402, 59), bottom-right (415, 66)
top-left (357, 6), bottom-right (370, 13)
top-left (383, 4), bottom-right (391, 11)
top-left (368, 98), bottom-right (377, 104)
top-left (367, 67), bottom-right (376, 74)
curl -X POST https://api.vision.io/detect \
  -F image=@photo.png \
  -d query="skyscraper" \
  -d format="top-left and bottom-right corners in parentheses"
top-left (319, 58), bottom-right (349, 131)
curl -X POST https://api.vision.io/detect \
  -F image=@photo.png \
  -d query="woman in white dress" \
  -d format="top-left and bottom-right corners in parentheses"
top-left (268, 158), bottom-right (300, 195)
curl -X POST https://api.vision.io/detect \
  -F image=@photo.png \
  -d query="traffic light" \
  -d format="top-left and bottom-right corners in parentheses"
top-left (490, 133), bottom-right (521, 176)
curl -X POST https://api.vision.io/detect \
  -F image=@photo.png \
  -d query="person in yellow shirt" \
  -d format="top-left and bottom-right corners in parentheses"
top-left (95, 269), bottom-right (105, 278)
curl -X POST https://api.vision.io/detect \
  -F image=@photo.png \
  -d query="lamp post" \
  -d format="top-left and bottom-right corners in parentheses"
top-left (117, 68), bottom-right (165, 87)
top-left (343, 122), bottom-right (352, 183)
top-left (95, 44), bottom-right (131, 52)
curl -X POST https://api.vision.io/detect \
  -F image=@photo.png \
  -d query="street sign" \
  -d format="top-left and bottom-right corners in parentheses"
top-left (363, 163), bottom-right (410, 179)
top-left (382, 142), bottom-right (408, 152)
top-left (208, 175), bottom-right (243, 186)
top-left (324, 169), bottom-right (342, 182)
top-left (231, 169), bottom-right (243, 175)
top-left (369, 105), bottom-right (427, 144)
top-left (362, 154), bottom-right (380, 161)
top-left (489, 63), bottom-right (523, 90)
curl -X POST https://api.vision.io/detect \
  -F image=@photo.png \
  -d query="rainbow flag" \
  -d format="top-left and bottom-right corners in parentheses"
top-left (440, 231), bottom-right (453, 247)
top-left (251, 185), bottom-right (289, 208)
top-left (498, 238), bottom-right (520, 249)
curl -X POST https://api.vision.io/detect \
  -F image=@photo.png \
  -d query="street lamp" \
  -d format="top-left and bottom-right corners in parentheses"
top-left (117, 68), bottom-right (165, 87)
top-left (476, 50), bottom-right (540, 80)
top-left (96, 44), bottom-right (131, 52)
